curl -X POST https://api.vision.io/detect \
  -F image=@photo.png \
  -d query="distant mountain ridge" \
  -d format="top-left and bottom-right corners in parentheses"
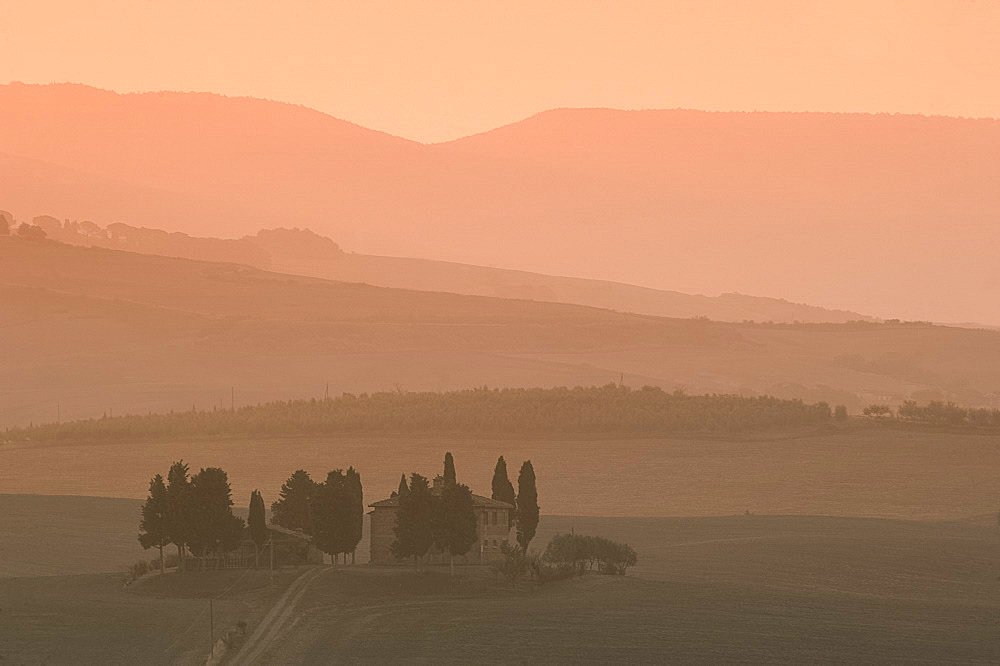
top-left (9, 214), bottom-right (873, 324)
top-left (2, 83), bottom-right (999, 323)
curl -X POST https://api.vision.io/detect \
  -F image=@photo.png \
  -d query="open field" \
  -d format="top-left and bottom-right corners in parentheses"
top-left (2, 507), bottom-right (998, 664)
top-left (0, 494), bottom-right (148, 577)
top-left (0, 567), bottom-right (303, 665)
top-left (233, 516), bottom-right (1000, 664)
top-left (2, 426), bottom-right (999, 520)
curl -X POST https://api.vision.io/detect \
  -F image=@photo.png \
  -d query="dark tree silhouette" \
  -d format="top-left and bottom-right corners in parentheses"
top-left (346, 467), bottom-right (364, 564)
top-left (312, 470), bottom-right (354, 563)
top-left (516, 460), bottom-right (539, 551)
top-left (491, 456), bottom-right (516, 529)
top-left (834, 405), bottom-right (848, 420)
top-left (543, 533), bottom-right (638, 575)
top-left (271, 470), bottom-right (316, 534)
top-left (248, 489), bottom-right (267, 566)
top-left (432, 482), bottom-right (478, 575)
top-left (138, 473), bottom-right (169, 574)
top-left (187, 467), bottom-right (245, 563)
top-left (443, 451), bottom-right (456, 486)
top-left (165, 460), bottom-right (193, 571)
top-left (397, 473), bottom-right (410, 498)
top-left (391, 473), bottom-right (435, 565)
top-left (16, 223), bottom-right (46, 240)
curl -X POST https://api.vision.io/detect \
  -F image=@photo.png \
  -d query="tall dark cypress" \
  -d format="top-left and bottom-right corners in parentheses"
top-left (443, 452), bottom-right (456, 486)
top-left (516, 460), bottom-right (539, 551)
top-left (391, 473), bottom-right (435, 565)
top-left (346, 467), bottom-right (364, 564)
top-left (138, 473), bottom-right (170, 574)
top-left (490, 456), bottom-right (516, 529)
top-left (248, 490), bottom-right (267, 566)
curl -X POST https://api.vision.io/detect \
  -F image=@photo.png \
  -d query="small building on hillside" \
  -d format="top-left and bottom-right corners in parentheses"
top-left (268, 524), bottom-right (327, 565)
top-left (369, 475), bottom-right (514, 565)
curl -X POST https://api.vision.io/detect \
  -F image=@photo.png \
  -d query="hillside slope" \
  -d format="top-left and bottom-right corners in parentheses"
top-left (17, 219), bottom-right (872, 324)
top-left (2, 237), bottom-right (999, 428)
top-left (2, 84), bottom-right (999, 322)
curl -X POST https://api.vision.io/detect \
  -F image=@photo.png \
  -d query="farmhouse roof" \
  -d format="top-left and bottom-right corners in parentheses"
top-left (268, 524), bottom-right (311, 541)
top-left (369, 493), bottom-right (514, 509)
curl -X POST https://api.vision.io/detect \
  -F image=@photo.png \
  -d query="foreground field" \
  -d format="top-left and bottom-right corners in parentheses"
top-left (241, 516), bottom-right (1000, 664)
top-left (2, 506), bottom-right (997, 664)
top-left (2, 426), bottom-right (999, 519)
top-left (0, 568), bottom-right (303, 665)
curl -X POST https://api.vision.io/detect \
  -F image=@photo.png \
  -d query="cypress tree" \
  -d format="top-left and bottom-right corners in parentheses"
top-left (391, 473), bottom-right (434, 566)
top-left (516, 460), bottom-right (539, 551)
top-left (490, 456), bottom-right (516, 529)
top-left (432, 482), bottom-right (478, 575)
top-left (271, 470), bottom-right (316, 534)
top-left (346, 467), bottom-right (364, 564)
top-left (248, 490), bottom-right (267, 567)
top-left (443, 452), bottom-right (456, 486)
top-left (397, 473), bottom-right (410, 497)
top-left (188, 467), bottom-right (245, 565)
top-left (138, 473), bottom-right (169, 574)
top-left (165, 460), bottom-right (192, 571)
top-left (312, 470), bottom-right (352, 563)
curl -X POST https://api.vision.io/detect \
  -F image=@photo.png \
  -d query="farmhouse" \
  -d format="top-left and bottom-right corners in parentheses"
top-left (369, 475), bottom-right (514, 564)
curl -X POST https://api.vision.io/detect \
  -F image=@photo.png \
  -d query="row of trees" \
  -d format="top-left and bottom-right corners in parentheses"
top-left (542, 533), bottom-right (638, 576)
top-left (0, 219), bottom-right (47, 239)
top-left (138, 461), bottom-right (250, 572)
top-left (269, 467), bottom-right (365, 563)
top-left (389, 453), bottom-right (539, 574)
top-left (863, 400), bottom-right (1000, 426)
top-left (6, 385), bottom-right (838, 442)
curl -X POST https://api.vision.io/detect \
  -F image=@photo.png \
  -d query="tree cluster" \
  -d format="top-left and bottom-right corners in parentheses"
top-left (5, 385), bottom-right (837, 443)
top-left (391, 455), bottom-right (479, 574)
top-left (391, 453), bottom-right (540, 573)
top-left (138, 461), bottom-right (245, 571)
top-left (270, 467), bottom-right (364, 563)
top-left (542, 533), bottom-right (638, 576)
top-left (15, 222), bottom-right (47, 240)
top-left (896, 400), bottom-right (1000, 426)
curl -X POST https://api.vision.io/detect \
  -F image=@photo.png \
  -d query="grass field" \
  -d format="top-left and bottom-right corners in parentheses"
top-left (3, 425), bottom-right (998, 662)
top-left (252, 515), bottom-right (1000, 664)
top-left (2, 425), bottom-right (999, 520)
top-left (0, 568), bottom-right (303, 665)
top-left (2, 495), bottom-right (998, 664)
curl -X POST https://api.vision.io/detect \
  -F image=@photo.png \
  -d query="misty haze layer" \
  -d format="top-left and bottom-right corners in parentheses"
top-left (2, 84), bottom-right (998, 323)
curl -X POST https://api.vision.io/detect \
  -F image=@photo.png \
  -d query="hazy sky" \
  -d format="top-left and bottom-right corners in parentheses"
top-left (1, 0), bottom-right (997, 142)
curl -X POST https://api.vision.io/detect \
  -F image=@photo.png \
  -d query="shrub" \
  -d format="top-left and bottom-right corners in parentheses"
top-left (542, 533), bottom-right (638, 576)
top-left (491, 542), bottom-right (529, 587)
top-left (537, 562), bottom-right (576, 583)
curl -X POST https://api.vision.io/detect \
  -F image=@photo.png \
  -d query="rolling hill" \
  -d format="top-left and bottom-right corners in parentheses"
top-left (2, 236), bottom-right (999, 429)
top-left (13, 218), bottom-right (872, 324)
top-left (2, 83), bottom-right (999, 323)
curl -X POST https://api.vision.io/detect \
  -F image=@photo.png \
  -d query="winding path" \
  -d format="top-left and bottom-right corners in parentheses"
top-left (228, 566), bottom-right (327, 665)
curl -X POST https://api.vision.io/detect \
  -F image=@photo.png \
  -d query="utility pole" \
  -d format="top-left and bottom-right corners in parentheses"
top-left (209, 597), bottom-right (214, 657)
top-left (324, 382), bottom-right (330, 400)
top-left (57, 402), bottom-right (60, 424)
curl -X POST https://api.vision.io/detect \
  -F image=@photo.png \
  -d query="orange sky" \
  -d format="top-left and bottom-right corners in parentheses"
top-left (1, 0), bottom-right (998, 142)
